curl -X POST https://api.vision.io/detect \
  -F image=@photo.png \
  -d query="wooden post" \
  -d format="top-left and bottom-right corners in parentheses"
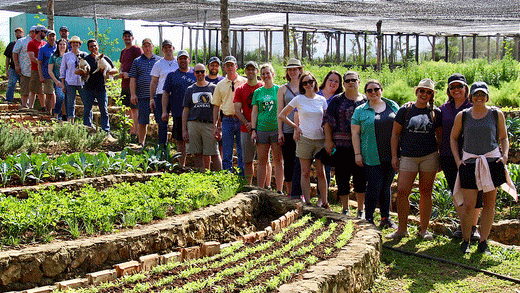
top-left (496, 34), bottom-right (500, 60)
top-left (195, 28), bottom-right (199, 63)
top-left (292, 28), bottom-right (299, 59)
top-left (343, 32), bottom-right (347, 62)
top-left (180, 26), bottom-right (184, 50)
top-left (269, 30), bottom-right (273, 60)
top-left (189, 27), bottom-right (193, 59)
top-left (284, 13), bottom-right (290, 61)
top-left (364, 32), bottom-right (367, 69)
top-left (220, 0), bottom-right (230, 58)
top-left (232, 30), bottom-right (238, 57)
top-left (445, 36), bottom-right (449, 62)
top-left (390, 34), bottom-right (394, 65)
top-left (47, 0), bottom-right (54, 30)
top-left (502, 36), bottom-right (506, 58)
top-left (93, 4), bottom-right (98, 41)
top-left (208, 28), bottom-right (212, 57)
top-left (302, 31), bottom-right (307, 59)
top-left (336, 32), bottom-right (341, 63)
top-left (203, 10), bottom-right (207, 63)
top-left (158, 26), bottom-right (164, 56)
top-left (415, 34), bottom-right (419, 63)
top-left (264, 30), bottom-right (269, 62)
top-left (515, 34), bottom-right (520, 61)
top-left (376, 20), bottom-right (382, 71)
top-left (240, 30), bottom-right (244, 67)
top-left (487, 36), bottom-right (490, 62)
top-left (431, 35), bottom-right (436, 61)
top-left (405, 34), bottom-right (409, 63)
top-left (472, 34), bottom-right (477, 59)
top-left (216, 29), bottom-right (219, 58)
top-left (461, 36), bottom-right (464, 62)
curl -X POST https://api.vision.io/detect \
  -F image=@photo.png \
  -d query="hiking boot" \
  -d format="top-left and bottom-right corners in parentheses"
top-left (356, 210), bottom-right (364, 219)
top-left (380, 217), bottom-right (398, 229)
top-left (341, 208), bottom-right (350, 216)
top-left (471, 226), bottom-right (481, 241)
top-left (477, 240), bottom-right (491, 255)
top-left (461, 240), bottom-right (470, 254)
top-left (453, 225), bottom-right (463, 239)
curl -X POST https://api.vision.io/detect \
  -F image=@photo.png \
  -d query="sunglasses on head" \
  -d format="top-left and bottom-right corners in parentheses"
top-left (449, 84), bottom-right (464, 91)
top-left (418, 88), bottom-right (434, 95)
top-left (301, 79), bottom-right (315, 86)
top-left (344, 78), bottom-right (358, 83)
top-left (366, 88), bottom-right (381, 93)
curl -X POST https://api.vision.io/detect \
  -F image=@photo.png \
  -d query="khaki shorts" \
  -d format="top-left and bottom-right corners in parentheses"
top-left (241, 132), bottom-right (256, 163)
top-left (29, 70), bottom-right (43, 94)
top-left (187, 121), bottom-right (218, 156)
top-left (399, 152), bottom-right (439, 173)
top-left (296, 136), bottom-right (324, 160)
top-left (43, 79), bottom-right (55, 94)
top-left (20, 75), bottom-right (31, 96)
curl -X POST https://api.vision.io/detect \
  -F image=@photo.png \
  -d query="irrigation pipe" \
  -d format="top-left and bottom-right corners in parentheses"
top-left (382, 244), bottom-right (520, 285)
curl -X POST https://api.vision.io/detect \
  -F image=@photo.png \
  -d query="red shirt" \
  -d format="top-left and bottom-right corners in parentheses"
top-left (119, 45), bottom-right (143, 89)
top-left (233, 82), bottom-right (264, 133)
top-left (27, 39), bottom-right (47, 71)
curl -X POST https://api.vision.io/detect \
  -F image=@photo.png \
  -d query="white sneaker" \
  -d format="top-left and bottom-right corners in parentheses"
top-left (419, 231), bottom-right (434, 240)
top-left (385, 231), bottom-right (408, 240)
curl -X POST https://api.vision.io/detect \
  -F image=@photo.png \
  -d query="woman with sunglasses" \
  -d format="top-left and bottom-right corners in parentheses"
top-left (451, 82), bottom-right (515, 254)
top-left (251, 63), bottom-right (283, 192)
top-left (388, 78), bottom-right (442, 240)
top-left (439, 73), bottom-right (481, 241)
top-left (278, 72), bottom-right (329, 207)
top-left (351, 79), bottom-right (399, 226)
top-left (48, 39), bottom-right (68, 120)
top-left (324, 71), bottom-right (366, 216)
top-left (277, 58), bottom-right (303, 198)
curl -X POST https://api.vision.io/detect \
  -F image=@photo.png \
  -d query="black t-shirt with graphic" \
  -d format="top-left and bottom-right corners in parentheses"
top-left (183, 83), bottom-right (217, 122)
top-left (394, 105), bottom-right (441, 157)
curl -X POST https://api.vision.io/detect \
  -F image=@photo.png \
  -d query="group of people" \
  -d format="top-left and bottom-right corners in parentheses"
top-left (4, 28), bottom-right (517, 254)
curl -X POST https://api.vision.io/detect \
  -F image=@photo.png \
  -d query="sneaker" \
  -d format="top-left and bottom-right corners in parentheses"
top-left (477, 240), bottom-right (491, 255)
top-left (471, 226), bottom-right (481, 241)
top-left (385, 231), bottom-right (408, 240)
top-left (419, 231), bottom-right (434, 240)
top-left (461, 240), bottom-right (471, 254)
top-left (356, 210), bottom-right (364, 219)
top-left (341, 208), bottom-right (350, 216)
top-left (380, 217), bottom-right (398, 229)
top-left (453, 225), bottom-right (463, 239)
top-left (276, 190), bottom-right (283, 195)
top-left (321, 202), bottom-right (331, 210)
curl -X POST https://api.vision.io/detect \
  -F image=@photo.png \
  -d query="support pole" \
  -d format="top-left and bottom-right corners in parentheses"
top-left (208, 28), bottom-right (212, 58)
top-left (240, 30), bottom-right (244, 67)
top-left (264, 30), bottom-right (269, 62)
top-left (93, 4), bottom-right (98, 41)
top-left (487, 36), bottom-right (490, 62)
top-left (376, 20), bottom-right (382, 71)
top-left (461, 36), bottom-right (464, 62)
top-left (180, 25), bottom-right (184, 50)
top-left (203, 10), bottom-right (207, 63)
top-left (47, 0), bottom-right (54, 30)
top-left (445, 36), bottom-right (449, 62)
top-left (405, 34), bottom-right (409, 63)
top-left (335, 32), bottom-right (341, 64)
top-left (216, 29), bottom-right (219, 58)
top-left (496, 34), bottom-right (500, 60)
top-left (390, 34), bottom-right (394, 65)
top-left (343, 32), bottom-right (347, 62)
top-left (431, 35), bottom-right (436, 61)
top-left (159, 26), bottom-right (164, 56)
top-left (195, 28), bottom-right (199, 63)
top-left (269, 30), bottom-right (273, 60)
top-left (232, 30), bottom-right (238, 57)
top-left (472, 34), bottom-right (477, 59)
top-left (302, 31), bottom-right (307, 60)
top-left (284, 13), bottom-right (289, 61)
top-left (415, 34), bottom-right (419, 63)
top-left (189, 27), bottom-right (193, 59)
top-left (364, 32), bottom-right (367, 69)
top-left (220, 0), bottom-right (230, 58)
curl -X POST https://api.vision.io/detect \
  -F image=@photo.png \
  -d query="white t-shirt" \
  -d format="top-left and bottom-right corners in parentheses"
top-left (150, 57), bottom-right (178, 95)
top-left (288, 94), bottom-right (328, 139)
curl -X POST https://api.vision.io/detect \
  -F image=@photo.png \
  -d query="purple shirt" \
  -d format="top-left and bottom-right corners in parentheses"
top-left (438, 99), bottom-right (472, 156)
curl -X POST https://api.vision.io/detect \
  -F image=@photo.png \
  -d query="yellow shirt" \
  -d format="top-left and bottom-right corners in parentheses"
top-left (212, 75), bottom-right (247, 116)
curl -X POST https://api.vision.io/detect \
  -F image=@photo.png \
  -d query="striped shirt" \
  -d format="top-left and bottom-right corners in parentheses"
top-left (128, 54), bottom-right (160, 99)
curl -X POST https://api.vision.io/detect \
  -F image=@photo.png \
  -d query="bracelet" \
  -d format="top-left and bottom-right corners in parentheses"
top-left (251, 128), bottom-right (256, 131)
top-left (355, 153), bottom-right (361, 155)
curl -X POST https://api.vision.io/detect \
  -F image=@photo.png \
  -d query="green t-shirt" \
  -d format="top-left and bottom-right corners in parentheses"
top-left (252, 85), bottom-right (279, 132)
top-left (49, 55), bottom-right (63, 80)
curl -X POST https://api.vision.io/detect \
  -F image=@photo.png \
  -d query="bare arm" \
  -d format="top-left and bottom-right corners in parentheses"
top-left (28, 51), bottom-right (38, 64)
top-left (149, 75), bottom-right (159, 111)
top-left (277, 86), bottom-right (287, 143)
top-left (351, 124), bottom-right (363, 166)
top-left (251, 105), bottom-right (259, 142)
top-left (12, 53), bottom-right (21, 75)
top-left (161, 91), bottom-right (169, 121)
top-left (234, 102), bottom-right (251, 132)
top-left (391, 121), bottom-right (403, 171)
top-left (37, 60), bottom-right (44, 82)
top-left (497, 110), bottom-right (509, 165)
top-left (182, 107), bottom-right (190, 143)
top-left (212, 106), bottom-right (222, 140)
top-left (324, 123), bottom-right (335, 154)
top-left (450, 112), bottom-right (464, 167)
top-left (130, 77), bottom-right (138, 105)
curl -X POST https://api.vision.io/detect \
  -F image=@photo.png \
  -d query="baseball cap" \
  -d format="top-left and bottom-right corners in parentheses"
top-left (177, 50), bottom-right (190, 58)
top-left (223, 56), bottom-right (237, 64)
top-left (47, 30), bottom-right (56, 36)
top-left (142, 38), bottom-right (153, 45)
top-left (448, 73), bottom-right (467, 86)
top-left (123, 30), bottom-right (133, 36)
top-left (208, 56), bottom-right (221, 65)
top-left (30, 26), bottom-right (37, 32)
top-left (244, 61), bottom-right (259, 69)
top-left (14, 27), bottom-right (24, 33)
top-left (35, 26), bottom-right (47, 32)
top-left (162, 39), bottom-right (173, 47)
top-left (59, 26), bottom-right (68, 32)
top-left (470, 82), bottom-right (489, 95)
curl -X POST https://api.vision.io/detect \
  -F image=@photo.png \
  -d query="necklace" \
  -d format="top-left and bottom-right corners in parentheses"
top-left (166, 59), bottom-right (175, 67)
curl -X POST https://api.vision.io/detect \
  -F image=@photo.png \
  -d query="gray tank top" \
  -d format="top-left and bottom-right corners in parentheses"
top-left (283, 82), bottom-right (299, 134)
top-left (463, 109), bottom-right (499, 157)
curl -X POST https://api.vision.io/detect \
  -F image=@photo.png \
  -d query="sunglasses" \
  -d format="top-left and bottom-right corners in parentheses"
top-left (366, 88), bottom-right (381, 93)
top-left (194, 70), bottom-right (205, 74)
top-left (231, 81), bottom-right (235, 92)
top-left (344, 78), bottom-right (358, 83)
top-left (418, 88), bottom-right (434, 96)
top-left (449, 84), bottom-right (464, 91)
top-left (473, 92), bottom-right (487, 98)
top-left (301, 79), bottom-right (315, 86)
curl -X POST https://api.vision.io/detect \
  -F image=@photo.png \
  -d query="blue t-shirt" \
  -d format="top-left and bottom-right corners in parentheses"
top-left (163, 68), bottom-right (196, 117)
top-left (206, 76), bottom-right (224, 85)
top-left (38, 43), bottom-right (57, 79)
top-left (128, 54), bottom-right (160, 100)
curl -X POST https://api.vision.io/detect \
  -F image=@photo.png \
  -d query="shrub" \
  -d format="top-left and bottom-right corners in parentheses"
top-left (382, 79), bottom-right (414, 106)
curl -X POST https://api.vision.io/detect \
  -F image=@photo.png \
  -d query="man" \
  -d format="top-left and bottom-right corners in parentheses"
top-left (212, 56), bottom-right (247, 173)
top-left (206, 56), bottom-right (224, 84)
top-left (149, 40), bottom-right (178, 148)
top-left (27, 25), bottom-right (47, 110)
top-left (38, 30), bottom-right (57, 113)
top-left (182, 63), bottom-right (221, 171)
top-left (233, 61), bottom-right (264, 183)
top-left (59, 26), bottom-right (69, 43)
top-left (13, 26), bottom-right (36, 108)
top-left (3, 27), bottom-right (24, 103)
top-left (129, 38), bottom-right (160, 147)
top-left (78, 39), bottom-right (118, 135)
top-left (119, 30), bottom-right (143, 138)
top-left (162, 50), bottom-right (196, 167)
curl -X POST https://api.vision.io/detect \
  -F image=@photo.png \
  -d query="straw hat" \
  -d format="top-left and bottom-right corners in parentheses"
top-left (69, 36), bottom-right (82, 44)
top-left (414, 78), bottom-right (436, 93)
top-left (283, 58), bottom-right (303, 68)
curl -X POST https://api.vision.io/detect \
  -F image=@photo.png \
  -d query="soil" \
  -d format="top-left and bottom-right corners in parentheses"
top-left (89, 218), bottom-right (351, 292)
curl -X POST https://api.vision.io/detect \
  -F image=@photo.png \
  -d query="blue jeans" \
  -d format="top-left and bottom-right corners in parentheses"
top-left (6, 68), bottom-right (19, 102)
top-left (153, 94), bottom-right (168, 146)
top-left (222, 116), bottom-right (243, 174)
top-left (65, 83), bottom-right (83, 118)
top-left (364, 162), bottom-right (395, 222)
top-left (82, 89), bottom-right (110, 132)
top-left (53, 84), bottom-right (65, 116)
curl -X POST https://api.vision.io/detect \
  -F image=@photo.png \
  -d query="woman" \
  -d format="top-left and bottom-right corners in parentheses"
top-left (277, 58), bottom-right (303, 198)
top-left (450, 82), bottom-right (516, 254)
top-left (388, 78), bottom-right (442, 240)
top-left (323, 71), bottom-right (366, 217)
top-left (279, 72), bottom-right (328, 207)
top-left (439, 73), bottom-right (481, 240)
top-left (351, 79), bottom-right (399, 226)
top-left (48, 39), bottom-right (68, 120)
top-left (59, 36), bottom-right (86, 124)
top-left (251, 64), bottom-right (283, 192)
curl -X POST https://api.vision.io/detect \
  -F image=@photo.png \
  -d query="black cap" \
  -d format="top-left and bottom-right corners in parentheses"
top-left (59, 26), bottom-right (68, 32)
top-left (123, 30), bottom-right (133, 36)
top-left (162, 39), bottom-right (173, 47)
top-left (209, 56), bottom-right (221, 65)
top-left (35, 25), bottom-right (47, 33)
top-left (448, 73), bottom-right (467, 86)
top-left (223, 56), bottom-right (237, 64)
top-left (470, 82), bottom-right (489, 95)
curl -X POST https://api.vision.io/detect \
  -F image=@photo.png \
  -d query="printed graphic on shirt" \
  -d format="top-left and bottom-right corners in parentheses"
top-left (192, 91), bottom-right (213, 108)
top-left (406, 114), bottom-right (433, 133)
